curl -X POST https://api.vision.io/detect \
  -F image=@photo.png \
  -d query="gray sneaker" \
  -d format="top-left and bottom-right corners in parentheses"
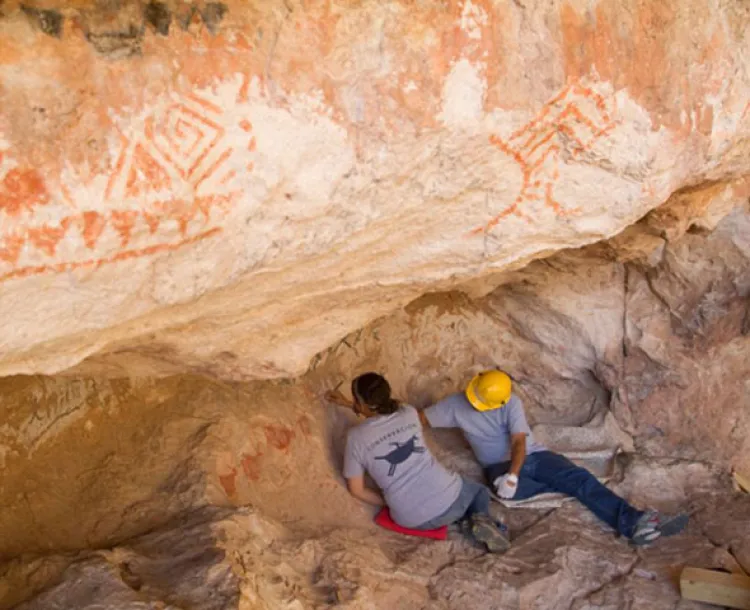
top-left (631, 510), bottom-right (689, 546)
top-left (469, 513), bottom-right (511, 554)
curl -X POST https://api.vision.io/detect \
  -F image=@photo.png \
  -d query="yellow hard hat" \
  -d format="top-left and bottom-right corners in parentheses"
top-left (466, 370), bottom-right (512, 411)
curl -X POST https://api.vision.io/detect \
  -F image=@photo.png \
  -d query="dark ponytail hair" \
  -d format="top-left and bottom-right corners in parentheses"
top-left (352, 373), bottom-right (400, 415)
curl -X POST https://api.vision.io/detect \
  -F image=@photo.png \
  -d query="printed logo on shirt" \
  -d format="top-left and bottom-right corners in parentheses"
top-left (365, 422), bottom-right (419, 451)
top-left (375, 435), bottom-right (426, 476)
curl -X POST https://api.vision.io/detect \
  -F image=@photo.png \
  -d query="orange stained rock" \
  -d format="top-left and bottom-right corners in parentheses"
top-left (240, 450), bottom-right (264, 482)
top-left (80, 211), bottom-right (106, 249)
top-left (264, 424), bottom-right (295, 452)
top-left (0, 227), bottom-right (221, 283)
top-left (26, 223), bottom-right (67, 256)
top-left (218, 467), bottom-right (238, 497)
top-left (0, 168), bottom-right (50, 217)
top-left (560, 0), bottom-right (729, 134)
top-left (111, 210), bottom-right (139, 247)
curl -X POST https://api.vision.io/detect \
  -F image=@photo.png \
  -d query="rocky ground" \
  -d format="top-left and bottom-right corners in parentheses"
top-left (4, 454), bottom-right (748, 610)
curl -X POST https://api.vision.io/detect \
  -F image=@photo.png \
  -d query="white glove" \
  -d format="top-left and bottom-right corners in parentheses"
top-left (493, 473), bottom-right (518, 499)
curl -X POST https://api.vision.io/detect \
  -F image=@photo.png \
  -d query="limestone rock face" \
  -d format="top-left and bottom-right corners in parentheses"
top-left (1, 1), bottom-right (750, 608)
top-left (0, 0), bottom-right (749, 379)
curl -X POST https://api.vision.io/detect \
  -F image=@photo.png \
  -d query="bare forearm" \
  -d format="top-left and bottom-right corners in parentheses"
top-left (325, 389), bottom-right (354, 409)
top-left (418, 409), bottom-right (430, 428)
top-left (509, 438), bottom-right (526, 476)
top-left (353, 486), bottom-right (385, 507)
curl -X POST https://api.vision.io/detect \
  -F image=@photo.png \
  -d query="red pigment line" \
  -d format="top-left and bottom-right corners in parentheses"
top-left (164, 125), bottom-right (195, 160)
top-left (523, 130), bottom-right (558, 159)
top-left (187, 130), bottom-right (224, 179)
top-left (559, 104), bottom-right (607, 140)
top-left (514, 207), bottom-right (533, 223)
top-left (544, 183), bottom-right (564, 214)
top-left (548, 85), bottom-right (573, 106)
top-left (555, 123), bottom-right (587, 152)
top-left (471, 197), bottom-right (522, 235)
top-left (509, 104), bottom-right (552, 141)
top-left (573, 85), bottom-right (611, 121)
top-left (111, 210), bottom-right (139, 247)
top-left (238, 74), bottom-right (251, 103)
top-left (220, 169), bottom-right (237, 186)
top-left (0, 228), bottom-right (221, 284)
top-left (60, 182), bottom-right (78, 210)
top-left (0, 234), bottom-right (25, 264)
top-left (27, 224), bottom-right (68, 256)
top-left (104, 129), bottom-right (130, 200)
top-left (488, 135), bottom-right (526, 168)
top-left (528, 144), bottom-right (560, 174)
top-left (183, 124), bottom-right (206, 159)
top-left (193, 148), bottom-right (232, 191)
top-left (176, 103), bottom-right (223, 131)
top-left (185, 93), bottom-right (223, 115)
top-left (572, 123), bottom-right (616, 156)
top-left (149, 141), bottom-right (185, 179)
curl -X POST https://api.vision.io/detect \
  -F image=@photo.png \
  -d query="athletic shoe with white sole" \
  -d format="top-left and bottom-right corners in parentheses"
top-left (469, 513), bottom-right (511, 554)
top-left (631, 510), bottom-right (689, 546)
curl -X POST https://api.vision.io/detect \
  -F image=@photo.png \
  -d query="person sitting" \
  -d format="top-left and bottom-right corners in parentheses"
top-left (420, 369), bottom-right (689, 546)
top-left (327, 372), bottom-right (510, 553)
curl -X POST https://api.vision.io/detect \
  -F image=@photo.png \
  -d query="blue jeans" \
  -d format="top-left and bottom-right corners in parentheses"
top-left (415, 477), bottom-right (490, 530)
top-left (485, 451), bottom-right (643, 538)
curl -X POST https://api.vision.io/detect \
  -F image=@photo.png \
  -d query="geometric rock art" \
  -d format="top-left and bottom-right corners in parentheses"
top-left (0, 90), bottom-right (254, 283)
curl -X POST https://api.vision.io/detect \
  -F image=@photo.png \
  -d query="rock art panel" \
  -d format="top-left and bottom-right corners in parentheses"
top-left (480, 83), bottom-right (615, 232)
top-left (0, 90), bottom-right (255, 283)
top-left (0, 0), bottom-right (747, 380)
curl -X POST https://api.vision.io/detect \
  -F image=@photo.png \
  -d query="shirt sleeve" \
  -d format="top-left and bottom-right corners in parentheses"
top-left (401, 404), bottom-right (417, 421)
top-left (424, 395), bottom-right (458, 428)
top-left (506, 396), bottom-right (532, 436)
top-left (342, 433), bottom-right (365, 479)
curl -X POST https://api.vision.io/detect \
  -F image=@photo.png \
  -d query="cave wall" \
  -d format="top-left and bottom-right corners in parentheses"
top-left (1, 193), bottom-right (747, 563)
top-left (0, 374), bottom-right (361, 559)
top-left (0, 0), bottom-right (748, 381)
top-left (311, 194), bottom-right (750, 473)
top-left (1, 1), bottom-right (749, 606)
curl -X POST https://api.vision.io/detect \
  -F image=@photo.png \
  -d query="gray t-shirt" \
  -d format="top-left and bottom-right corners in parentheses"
top-left (343, 405), bottom-right (462, 528)
top-left (425, 393), bottom-right (545, 467)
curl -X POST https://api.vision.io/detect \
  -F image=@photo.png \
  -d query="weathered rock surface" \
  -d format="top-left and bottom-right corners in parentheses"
top-left (1, 1), bottom-right (749, 608)
top-left (0, 0), bottom-right (749, 379)
top-left (2, 200), bottom-right (747, 562)
top-left (311, 200), bottom-right (750, 474)
top-left (6, 458), bottom-right (750, 610)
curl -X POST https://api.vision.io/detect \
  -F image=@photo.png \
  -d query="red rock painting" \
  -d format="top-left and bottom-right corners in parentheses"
top-left (0, 168), bottom-right (50, 217)
top-left (476, 83), bottom-right (615, 233)
top-left (0, 90), bottom-right (252, 283)
top-left (217, 420), bottom-right (305, 493)
top-left (264, 425), bottom-right (295, 452)
top-left (218, 467), bottom-right (238, 497)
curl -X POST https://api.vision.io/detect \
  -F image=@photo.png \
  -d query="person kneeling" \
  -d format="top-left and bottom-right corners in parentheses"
top-left (327, 372), bottom-right (510, 553)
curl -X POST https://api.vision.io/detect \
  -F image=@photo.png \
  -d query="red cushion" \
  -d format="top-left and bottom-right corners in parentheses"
top-left (374, 507), bottom-right (448, 540)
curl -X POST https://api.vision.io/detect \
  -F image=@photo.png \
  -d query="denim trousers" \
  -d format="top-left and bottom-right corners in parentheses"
top-left (485, 450), bottom-right (643, 538)
top-left (415, 477), bottom-right (490, 530)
